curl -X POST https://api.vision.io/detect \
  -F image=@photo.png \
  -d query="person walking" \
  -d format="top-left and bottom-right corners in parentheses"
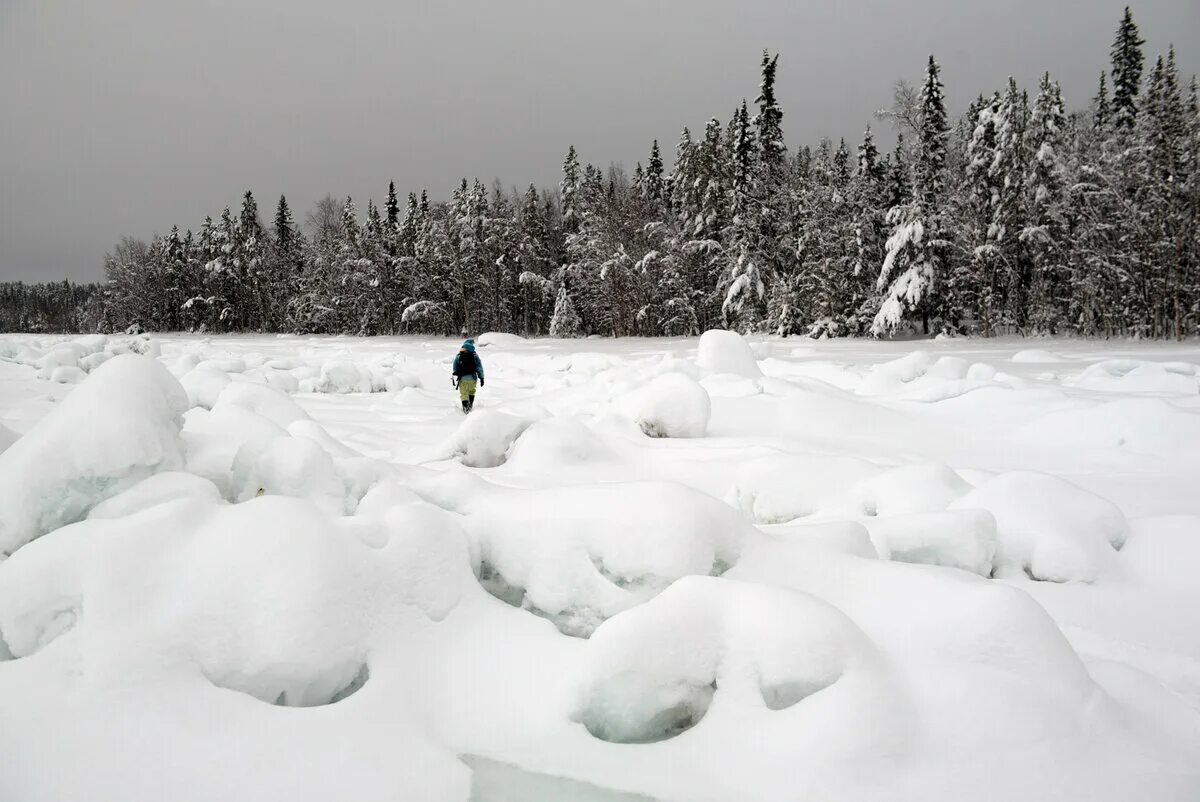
top-left (451, 339), bottom-right (484, 413)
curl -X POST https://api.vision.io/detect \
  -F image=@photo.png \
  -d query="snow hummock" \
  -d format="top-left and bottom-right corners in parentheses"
top-left (575, 575), bottom-right (876, 743)
top-left (0, 354), bottom-right (187, 557)
top-left (613, 371), bottom-right (710, 438)
top-left (696, 329), bottom-right (762, 377)
top-left (465, 482), bottom-right (753, 636)
top-left (950, 471), bottom-right (1128, 582)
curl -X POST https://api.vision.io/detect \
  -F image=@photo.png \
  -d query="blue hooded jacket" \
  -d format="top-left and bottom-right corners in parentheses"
top-left (452, 340), bottom-right (484, 381)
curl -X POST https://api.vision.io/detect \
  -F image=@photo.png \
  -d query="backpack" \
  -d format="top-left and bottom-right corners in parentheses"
top-left (454, 350), bottom-right (478, 378)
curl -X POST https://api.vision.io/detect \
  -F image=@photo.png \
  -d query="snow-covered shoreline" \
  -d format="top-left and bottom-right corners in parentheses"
top-left (1, 331), bottom-right (1198, 801)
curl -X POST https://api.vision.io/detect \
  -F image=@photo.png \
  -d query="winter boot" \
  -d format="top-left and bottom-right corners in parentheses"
top-left (461, 399), bottom-right (471, 414)
top-left (467, 395), bottom-right (475, 412)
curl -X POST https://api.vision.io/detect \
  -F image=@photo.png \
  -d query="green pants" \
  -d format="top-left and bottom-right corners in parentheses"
top-left (457, 378), bottom-right (477, 401)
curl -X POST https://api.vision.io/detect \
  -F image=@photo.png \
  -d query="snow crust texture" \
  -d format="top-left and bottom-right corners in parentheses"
top-left (0, 330), bottom-right (1198, 802)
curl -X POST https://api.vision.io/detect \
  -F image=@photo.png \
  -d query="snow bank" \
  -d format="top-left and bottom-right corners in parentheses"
top-left (0, 355), bottom-right (188, 557)
top-left (613, 372), bottom-right (710, 437)
top-left (950, 471), bottom-right (1127, 582)
top-left (575, 575), bottom-right (877, 743)
top-left (696, 329), bottom-right (762, 377)
top-left (465, 482), bottom-right (753, 635)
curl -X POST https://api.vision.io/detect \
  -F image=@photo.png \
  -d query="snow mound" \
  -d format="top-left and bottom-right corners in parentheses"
top-left (466, 482), bottom-right (753, 636)
top-left (0, 355), bottom-right (188, 558)
top-left (48, 365), bottom-right (86, 384)
top-left (179, 367), bottom-right (231, 409)
top-left (613, 372), bottom-right (710, 438)
top-left (731, 453), bottom-right (882, 524)
top-left (476, 332), bottom-right (524, 347)
top-left (696, 329), bottom-right (762, 377)
top-left (504, 417), bottom-right (618, 468)
top-left (0, 494), bottom-right (474, 701)
top-left (1020, 397), bottom-right (1200, 455)
top-left (1011, 349), bottom-right (1062, 363)
top-left (88, 472), bottom-right (224, 519)
top-left (303, 360), bottom-right (375, 394)
top-left (230, 435), bottom-right (345, 514)
top-left (35, 343), bottom-right (89, 378)
top-left (859, 352), bottom-right (999, 400)
top-left (836, 462), bottom-right (973, 517)
top-left (949, 471), bottom-right (1127, 582)
top-left (214, 380), bottom-right (310, 426)
top-left (575, 575), bottom-right (876, 743)
top-left (1067, 359), bottom-right (1200, 394)
top-left (864, 509), bottom-right (998, 576)
top-left (437, 409), bottom-right (534, 468)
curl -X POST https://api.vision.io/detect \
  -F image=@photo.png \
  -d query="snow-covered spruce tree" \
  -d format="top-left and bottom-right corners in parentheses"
top-left (1094, 72), bottom-right (1111, 134)
top-left (1021, 73), bottom-right (1071, 333)
top-left (548, 285), bottom-right (583, 337)
top-left (515, 185), bottom-right (556, 333)
top-left (683, 118), bottom-right (729, 330)
top-left (1110, 6), bottom-right (1145, 134)
top-left (270, 194), bottom-right (305, 332)
top-left (384, 180), bottom-right (401, 255)
top-left (670, 127), bottom-right (699, 228)
top-left (722, 99), bottom-right (766, 332)
top-left (962, 91), bottom-right (1001, 333)
top-left (991, 79), bottom-right (1032, 329)
top-left (846, 125), bottom-right (888, 333)
top-left (873, 55), bottom-right (951, 336)
top-left (561, 145), bottom-right (582, 235)
top-left (644, 139), bottom-right (667, 208)
top-left (233, 191), bottom-right (265, 330)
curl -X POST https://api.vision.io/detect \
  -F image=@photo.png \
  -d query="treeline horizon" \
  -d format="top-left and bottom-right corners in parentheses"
top-left (3, 6), bottom-right (1198, 340)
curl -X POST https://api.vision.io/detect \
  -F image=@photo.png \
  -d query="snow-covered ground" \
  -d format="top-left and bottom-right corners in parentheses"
top-left (1, 331), bottom-right (1199, 802)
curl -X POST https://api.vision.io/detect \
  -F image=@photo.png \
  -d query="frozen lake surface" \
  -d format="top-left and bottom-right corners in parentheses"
top-left (1, 331), bottom-right (1198, 801)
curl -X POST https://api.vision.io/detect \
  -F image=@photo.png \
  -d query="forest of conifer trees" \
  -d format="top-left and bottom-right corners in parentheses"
top-left (5, 7), bottom-right (1197, 340)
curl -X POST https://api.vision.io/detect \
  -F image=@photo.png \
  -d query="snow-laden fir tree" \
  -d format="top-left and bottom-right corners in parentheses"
top-left (1110, 6), bottom-right (1145, 133)
top-left (548, 285), bottom-right (583, 337)
top-left (873, 55), bottom-right (951, 335)
top-left (1021, 73), bottom-right (1071, 332)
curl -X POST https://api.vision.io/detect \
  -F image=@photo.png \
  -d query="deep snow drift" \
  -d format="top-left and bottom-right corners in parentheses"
top-left (1, 331), bottom-right (1199, 802)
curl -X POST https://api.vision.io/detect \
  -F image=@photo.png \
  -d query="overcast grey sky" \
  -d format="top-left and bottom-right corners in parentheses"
top-left (1, 0), bottom-right (1197, 281)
